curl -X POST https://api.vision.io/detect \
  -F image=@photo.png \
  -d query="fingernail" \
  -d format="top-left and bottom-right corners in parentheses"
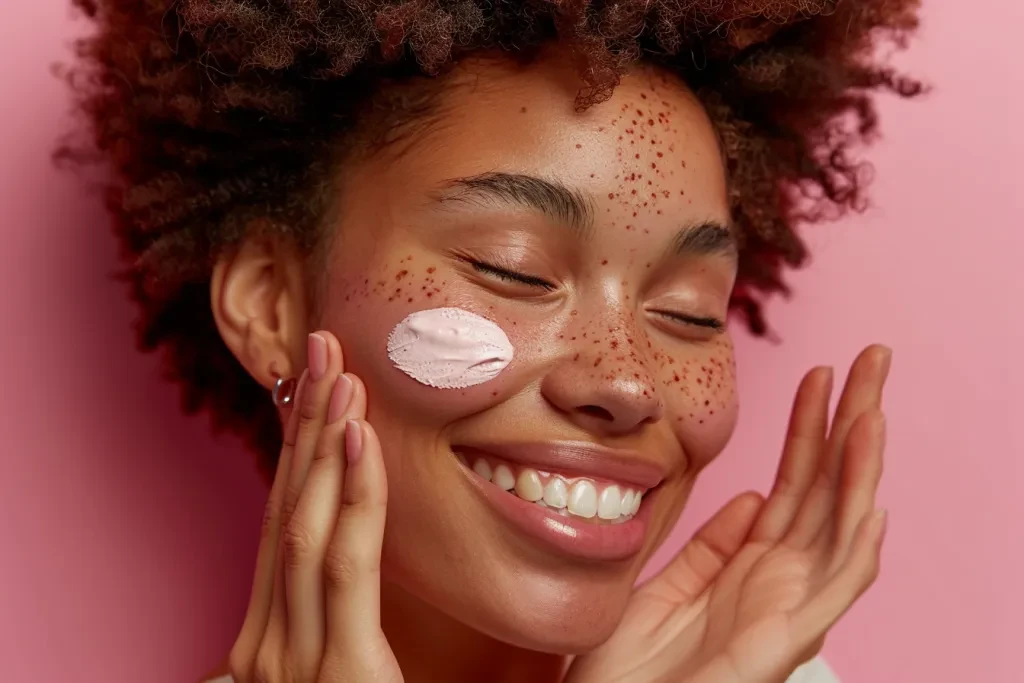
top-left (328, 374), bottom-right (354, 423)
top-left (308, 333), bottom-right (328, 381)
top-left (345, 420), bottom-right (364, 467)
top-left (879, 345), bottom-right (893, 376)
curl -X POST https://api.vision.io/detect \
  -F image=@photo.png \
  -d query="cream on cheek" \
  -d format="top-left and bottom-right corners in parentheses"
top-left (387, 307), bottom-right (514, 389)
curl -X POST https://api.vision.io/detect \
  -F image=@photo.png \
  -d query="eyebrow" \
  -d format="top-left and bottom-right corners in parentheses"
top-left (432, 172), bottom-right (594, 238)
top-left (671, 220), bottom-right (738, 259)
top-left (433, 171), bottom-right (736, 260)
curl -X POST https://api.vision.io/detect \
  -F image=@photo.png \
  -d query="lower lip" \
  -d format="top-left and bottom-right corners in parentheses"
top-left (461, 465), bottom-right (656, 562)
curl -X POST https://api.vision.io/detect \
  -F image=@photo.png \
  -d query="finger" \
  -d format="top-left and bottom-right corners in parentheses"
top-left (229, 370), bottom-right (308, 681)
top-left (267, 332), bottom-right (344, 643)
top-left (641, 491), bottom-right (765, 602)
top-left (285, 374), bottom-right (366, 677)
top-left (282, 332), bottom-right (345, 533)
top-left (750, 367), bottom-right (832, 543)
top-left (786, 345), bottom-right (891, 548)
top-left (831, 410), bottom-right (885, 564)
top-left (324, 419), bottom-right (389, 655)
top-left (789, 508), bottom-right (887, 647)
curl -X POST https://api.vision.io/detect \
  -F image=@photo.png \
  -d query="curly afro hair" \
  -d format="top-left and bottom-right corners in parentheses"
top-left (63, 0), bottom-right (921, 476)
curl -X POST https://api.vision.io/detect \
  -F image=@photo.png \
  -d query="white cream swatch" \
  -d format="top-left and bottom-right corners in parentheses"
top-left (386, 307), bottom-right (514, 389)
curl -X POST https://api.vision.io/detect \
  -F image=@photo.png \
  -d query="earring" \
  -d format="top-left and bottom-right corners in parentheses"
top-left (270, 364), bottom-right (297, 407)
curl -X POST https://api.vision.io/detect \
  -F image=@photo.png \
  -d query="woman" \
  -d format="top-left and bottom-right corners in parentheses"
top-left (67, 0), bottom-right (919, 681)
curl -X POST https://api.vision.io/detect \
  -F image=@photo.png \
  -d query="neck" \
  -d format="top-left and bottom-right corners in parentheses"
top-left (381, 580), bottom-right (568, 683)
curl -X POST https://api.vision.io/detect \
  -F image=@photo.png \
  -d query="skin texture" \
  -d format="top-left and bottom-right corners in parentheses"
top-left (322, 57), bottom-right (735, 651)
top-left (212, 53), bottom-right (890, 683)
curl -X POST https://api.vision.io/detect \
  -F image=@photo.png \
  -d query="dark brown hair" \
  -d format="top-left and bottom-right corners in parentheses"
top-left (64, 0), bottom-right (921, 475)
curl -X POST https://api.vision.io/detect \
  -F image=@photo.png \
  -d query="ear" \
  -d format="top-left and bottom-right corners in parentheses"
top-left (211, 236), bottom-right (309, 389)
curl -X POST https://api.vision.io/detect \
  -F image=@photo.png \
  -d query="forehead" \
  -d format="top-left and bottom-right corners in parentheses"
top-left (347, 53), bottom-right (730, 237)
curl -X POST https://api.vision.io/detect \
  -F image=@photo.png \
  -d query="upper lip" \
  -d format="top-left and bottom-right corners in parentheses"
top-left (452, 440), bottom-right (668, 489)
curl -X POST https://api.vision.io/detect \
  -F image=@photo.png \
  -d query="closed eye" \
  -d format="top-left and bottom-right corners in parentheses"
top-left (655, 311), bottom-right (725, 332)
top-left (468, 259), bottom-right (556, 291)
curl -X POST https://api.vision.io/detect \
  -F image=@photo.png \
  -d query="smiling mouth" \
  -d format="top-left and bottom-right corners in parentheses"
top-left (455, 450), bottom-right (647, 525)
top-left (451, 441), bottom-right (666, 561)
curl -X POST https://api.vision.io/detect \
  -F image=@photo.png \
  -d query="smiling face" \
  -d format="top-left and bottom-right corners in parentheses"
top-left (316, 53), bottom-right (739, 652)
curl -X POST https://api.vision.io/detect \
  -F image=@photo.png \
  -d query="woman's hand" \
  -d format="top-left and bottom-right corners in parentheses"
top-left (565, 345), bottom-right (892, 683)
top-left (228, 332), bottom-right (402, 683)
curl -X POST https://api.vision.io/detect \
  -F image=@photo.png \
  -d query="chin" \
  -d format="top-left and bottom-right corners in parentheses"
top-left (481, 584), bottom-right (631, 654)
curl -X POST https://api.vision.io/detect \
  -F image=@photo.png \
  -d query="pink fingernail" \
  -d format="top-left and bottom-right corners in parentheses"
top-left (345, 420), bottom-right (364, 467)
top-left (328, 374), bottom-right (354, 423)
top-left (308, 333), bottom-right (328, 381)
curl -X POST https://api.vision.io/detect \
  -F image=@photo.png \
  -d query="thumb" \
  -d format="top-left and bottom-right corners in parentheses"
top-left (640, 491), bottom-right (764, 602)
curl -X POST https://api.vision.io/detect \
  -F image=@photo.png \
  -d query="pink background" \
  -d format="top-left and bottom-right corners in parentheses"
top-left (1, 1), bottom-right (1020, 681)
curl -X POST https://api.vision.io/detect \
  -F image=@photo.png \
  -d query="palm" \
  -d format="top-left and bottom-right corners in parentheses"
top-left (566, 347), bottom-right (892, 683)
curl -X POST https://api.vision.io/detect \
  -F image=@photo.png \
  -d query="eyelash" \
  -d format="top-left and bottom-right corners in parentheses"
top-left (468, 259), bottom-right (724, 332)
top-left (468, 259), bottom-right (556, 291)
top-left (656, 311), bottom-right (726, 332)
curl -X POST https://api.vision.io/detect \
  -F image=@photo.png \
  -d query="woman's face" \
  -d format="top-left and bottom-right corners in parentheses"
top-left (317, 54), bottom-right (738, 652)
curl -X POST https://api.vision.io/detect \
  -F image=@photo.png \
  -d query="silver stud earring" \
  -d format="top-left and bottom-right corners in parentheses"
top-left (271, 372), bottom-right (297, 407)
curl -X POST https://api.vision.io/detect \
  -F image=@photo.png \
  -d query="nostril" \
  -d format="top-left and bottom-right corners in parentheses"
top-left (578, 404), bottom-right (615, 422)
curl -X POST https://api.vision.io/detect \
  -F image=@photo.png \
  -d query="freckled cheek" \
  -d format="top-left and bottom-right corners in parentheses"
top-left (324, 273), bottom-right (552, 424)
top-left (659, 347), bottom-right (740, 469)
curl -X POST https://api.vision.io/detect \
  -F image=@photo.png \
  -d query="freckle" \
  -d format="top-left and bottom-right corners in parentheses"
top-left (575, 143), bottom-right (582, 149)
top-left (636, 109), bottom-right (643, 116)
top-left (407, 297), bottom-right (413, 303)
top-left (635, 154), bottom-right (640, 159)
top-left (657, 152), bottom-right (663, 158)
top-left (601, 259), bottom-right (608, 265)
top-left (697, 378), bottom-right (703, 384)
top-left (611, 340), bottom-right (619, 349)
top-left (396, 270), bottom-right (408, 280)
top-left (571, 310), bottom-right (578, 316)
top-left (647, 119), bottom-right (654, 126)
top-left (492, 391), bottom-right (498, 397)
top-left (427, 267), bottom-right (436, 273)
top-left (520, 107), bottom-right (527, 113)
top-left (618, 135), bottom-right (623, 141)
top-left (594, 357), bottom-right (603, 367)
top-left (573, 353), bottom-right (580, 361)
top-left (608, 193), bottom-right (615, 199)
top-left (645, 262), bottom-right (651, 268)
top-left (651, 163), bottom-right (657, 169)
top-left (590, 173), bottom-right (595, 178)
top-left (426, 292), bottom-right (433, 298)
top-left (641, 93), bottom-right (647, 99)
top-left (639, 135), bottom-right (645, 140)
top-left (631, 189), bottom-right (637, 195)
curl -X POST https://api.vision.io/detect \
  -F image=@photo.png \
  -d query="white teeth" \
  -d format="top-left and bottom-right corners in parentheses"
top-left (621, 489), bottom-right (635, 514)
top-left (493, 464), bottom-right (516, 491)
top-left (568, 480), bottom-right (598, 518)
top-left (598, 485), bottom-right (623, 520)
top-left (472, 459), bottom-right (492, 482)
top-left (543, 477), bottom-right (568, 508)
top-left (515, 469), bottom-right (544, 502)
top-left (461, 453), bottom-right (644, 520)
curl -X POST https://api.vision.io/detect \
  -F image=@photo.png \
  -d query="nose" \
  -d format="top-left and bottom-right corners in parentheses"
top-left (540, 352), bottom-right (664, 437)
